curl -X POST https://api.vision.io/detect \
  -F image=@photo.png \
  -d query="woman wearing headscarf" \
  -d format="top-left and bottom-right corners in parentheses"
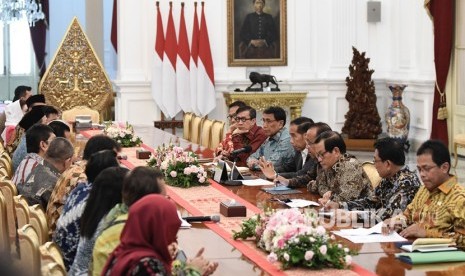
top-left (102, 194), bottom-right (217, 276)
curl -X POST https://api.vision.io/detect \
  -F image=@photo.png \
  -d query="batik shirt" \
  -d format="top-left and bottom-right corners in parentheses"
top-left (46, 161), bottom-right (87, 236)
top-left (309, 153), bottom-right (372, 203)
top-left (402, 176), bottom-right (465, 246)
top-left (342, 166), bottom-right (421, 220)
top-left (247, 127), bottom-right (294, 171)
top-left (53, 182), bottom-right (92, 270)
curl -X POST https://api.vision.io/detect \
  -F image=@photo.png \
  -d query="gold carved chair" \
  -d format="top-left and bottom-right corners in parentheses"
top-left (61, 105), bottom-right (100, 124)
top-left (29, 205), bottom-right (49, 244)
top-left (0, 178), bottom-right (17, 255)
top-left (18, 224), bottom-right (41, 276)
top-left (190, 116), bottom-right (204, 144)
top-left (41, 262), bottom-right (66, 276)
top-left (40, 242), bottom-right (65, 273)
top-left (362, 162), bottom-right (382, 189)
top-left (14, 195), bottom-right (30, 230)
top-left (453, 133), bottom-right (465, 168)
top-left (183, 112), bottom-right (194, 140)
top-left (0, 151), bottom-right (13, 179)
top-left (200, 119), bottom-right (214, 148)
top-left (0, 192), bottom-right (9, 253)
top-left (210, 120), bottom-right (225, 150)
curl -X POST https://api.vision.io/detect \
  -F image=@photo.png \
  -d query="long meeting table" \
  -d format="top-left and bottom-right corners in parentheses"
top-left (79, 125), bottom-right (465, 276)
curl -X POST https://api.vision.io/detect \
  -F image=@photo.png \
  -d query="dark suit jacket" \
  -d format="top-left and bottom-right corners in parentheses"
top-left (276, 150), bottom-right (314, 178)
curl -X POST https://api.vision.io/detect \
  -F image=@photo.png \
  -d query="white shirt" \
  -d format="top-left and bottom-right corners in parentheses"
top-left (1, 100), bottom-right (26, 141)
top-left (301, 148), bottom-right (308, 166)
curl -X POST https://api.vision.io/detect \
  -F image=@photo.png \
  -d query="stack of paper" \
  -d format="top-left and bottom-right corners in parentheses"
top-left (241, 179), bottom-right (274, 186)
top-left (332, 222), bottom-right (407, 243)
top-left (401, 238), bottom-right (457, 252)
top-left (277, 199), bottom-right (320, 208)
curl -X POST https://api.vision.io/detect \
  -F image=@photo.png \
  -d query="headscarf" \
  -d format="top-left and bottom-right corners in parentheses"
top-left (102, 194), bottom-right (181, 276)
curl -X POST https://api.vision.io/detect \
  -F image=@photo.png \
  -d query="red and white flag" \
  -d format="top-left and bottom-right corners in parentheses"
top-left (162, 2), bottom-right (181, 118)
top-left (197, 2), bottom-right (216, 116)
top-left (176, 3), bottom-right (191, 112)
top-left (151, 2), bottom-right (167, 115)
top-left (190, 2), bottom-right (200, 114)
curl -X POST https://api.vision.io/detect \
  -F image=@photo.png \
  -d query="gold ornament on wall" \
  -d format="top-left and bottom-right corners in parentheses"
top-left (39, 17), bottom-right (113, 121)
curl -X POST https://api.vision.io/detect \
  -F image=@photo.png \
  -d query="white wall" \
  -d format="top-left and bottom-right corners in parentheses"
top-left (48, 0), bottom-right (435, 147)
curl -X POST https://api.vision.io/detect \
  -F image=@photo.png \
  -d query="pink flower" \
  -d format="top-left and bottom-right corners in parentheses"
top-left (267, 252), bottom-right (278, 263)
top-left (184, 167), bottom-right (192, 174)
top-left (319, 245), bottom-right (327, 255)
top-left (338, 244), bottom-right (343, 249)
top-left (277, 238), bottom-right (285, 249)
top-left (283, 253), bottom-right (290, 261)
top-left (304, 250), bottom-right (314, 261)
top-left (316, 226), bottom-right (326, 236)
top-left (170, 171), bottom-right (177, 177)
top-left (345, 255), bottom-right (352, 265)
top-left (199, 177), bottom-right (206, 183)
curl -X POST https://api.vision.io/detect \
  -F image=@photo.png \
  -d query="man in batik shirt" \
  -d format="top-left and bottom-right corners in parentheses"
top-left (311, 131), bottom-right (372, 205)
top-left (383, 140), bottom-right (465, 246)
top-left (325, 137), bottom-right (421, 220)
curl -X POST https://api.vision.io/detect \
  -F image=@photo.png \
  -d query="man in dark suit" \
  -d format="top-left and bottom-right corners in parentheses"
top-left (259, 117), bottom-right (313, 178)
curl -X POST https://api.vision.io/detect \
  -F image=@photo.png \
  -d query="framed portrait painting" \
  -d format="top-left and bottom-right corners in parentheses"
top-left (227, 0), bottom-right (287, 67)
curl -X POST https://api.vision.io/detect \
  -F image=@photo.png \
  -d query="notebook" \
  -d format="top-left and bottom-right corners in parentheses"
top-left (395, 251), bottom-right (465, 265)
top-left (400, 238), bottom-right (457, 252)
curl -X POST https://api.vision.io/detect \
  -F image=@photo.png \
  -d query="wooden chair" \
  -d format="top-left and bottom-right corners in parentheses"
top-left (200, 119), bottom-right (214, 148)
top-left (40, 242), bottom-right (65, 272)
top-left (41, 262), bottom-right (66, 276)
top-left (453, 133), bottom-right (465, 168)
top-left (0, 192), bottom-right (10, 253)
top-left (0, 151), bottom-right (13, 179)
top-left (29, 205), bottom-right (49, 244)
top-left (17, 224), bottom-right (41, 276)
top-left (183, 112), bottom-right (194, 140)
top-left (14, 195), bottom-right (30, 230)
top-left (362, 162), bottom-right (382, 189)
top-left (62, 105), bottom-right (100, 124)
top-left (0, 178), bottom-right (17, 255)
top-left (210, 120), bottom-right (225, 150)
top-left (190, 116), bottom-right (204, 144)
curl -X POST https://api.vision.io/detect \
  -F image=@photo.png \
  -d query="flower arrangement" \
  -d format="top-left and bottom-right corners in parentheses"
top-left (103, 122), bottom-right (142, 147)
top-left (233, 209), bottom-right (355, 270)
top-left (147, 144), bottom-right (209, 188)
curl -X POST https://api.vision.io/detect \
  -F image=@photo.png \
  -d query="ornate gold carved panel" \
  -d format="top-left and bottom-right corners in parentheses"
top-left (223, 91), bottom-right (307, 120)
top-left (39, 17), bottom-right (113, 121)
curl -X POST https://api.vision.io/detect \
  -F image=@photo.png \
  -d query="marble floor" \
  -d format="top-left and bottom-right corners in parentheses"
top-left (351, 149), bottom-right (465, 186)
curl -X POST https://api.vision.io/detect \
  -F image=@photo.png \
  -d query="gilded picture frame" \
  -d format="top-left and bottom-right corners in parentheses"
top-left (227, 0), bottom-right (287, 67)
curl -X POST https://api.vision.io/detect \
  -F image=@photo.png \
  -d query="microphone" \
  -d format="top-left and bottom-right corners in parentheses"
top-left (182, 215), bottom-right (221, 223)
top-left (230, 145), bottom-right (252, 156)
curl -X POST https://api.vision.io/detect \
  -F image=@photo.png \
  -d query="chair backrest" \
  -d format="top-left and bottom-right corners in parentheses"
top-left (0, 192), bottom-right (10, 253)
top-left (200, 119), bottom-right (214, 148)
top-left (14, 195), bottom-right (30, 230)
top-left (41, 262), bottom-right (66, 276)
top-left (62, 105), bottom-right (100, 124)
top-left (210, 120), bottom-right (226, 150)
top-left (0, 111), bottom-right (6, 143)
top-left (0, 151), bottom-right (13, 179)
top-left (362, 162), bottom-right (382, 189)
top-left (183, 112), bottom-right (194, 140)
top-left (0, 178), bottom-right (17, 254)
top-left (29, 205), bottom-right (49, 244)
top-left (18, 224), bottom-right (41, 276)
top-left (39, 242), bottom-right (65, 269)
top-left (190, 116), bottom-right (204, 144)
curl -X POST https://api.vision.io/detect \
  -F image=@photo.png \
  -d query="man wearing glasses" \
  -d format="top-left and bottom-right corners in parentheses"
top-left (220, 106), bottom-right (266, 166)
top-left (247, 106), bottom-right (294, 171)
top-left (324, 137), bottom-right (421, 221)
top-left (383, 140), bottom-right (465, 247)
top-left (310, 130), bottom-right (372, 205)
top-left (215, 101), bottom-right (246, 157)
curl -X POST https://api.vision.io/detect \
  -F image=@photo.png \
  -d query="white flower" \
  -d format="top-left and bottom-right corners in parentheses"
top-left (309, 237), bottom-right (315, 243)
top-left (170, 171), bottom-right (177, 177)
top-left (344, 247), bottom-right (349, 253)
top-left (316, 225), bottom-right (326, 236)
top-left (345, 255), bottom-right (352, 265)
top-left (304, 250), bottom-right (314, 261)
top-left (267, 252), bottom-right (278, 263)
top-left (160, 161), bottom-right (168, 170)
top-left (338, 244), bottom-right (343, 249)
top-left (184, 167), bottom-right (192, 174)
top-left (283, 253), bottom-right (290, 261)
top-left (319, 245), bottom-right (327, 255)
top-left (199, 177), bottom-right (206, 183)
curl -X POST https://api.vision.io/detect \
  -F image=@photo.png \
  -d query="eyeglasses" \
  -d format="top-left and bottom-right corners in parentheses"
top-left (235, 117), bottom-right (252, 122)
top-left (315, 151), bottom-right (329, 159)
top-left (227, 114), bottom-right (236, 119)
top-left (416, 165), bottom-right (438, 173)
top-left (262, 118), bottom-right (277, 124)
